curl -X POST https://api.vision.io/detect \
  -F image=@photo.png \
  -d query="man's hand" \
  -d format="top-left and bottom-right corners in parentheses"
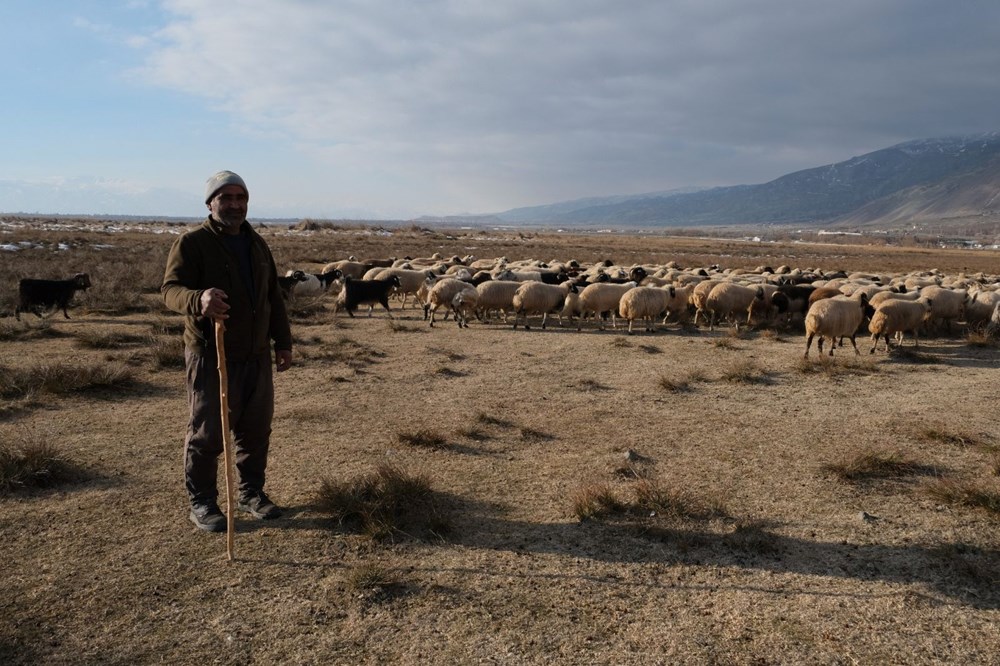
top-left (200, 288), bottom-right (230, 319)
top-left (275, 349), bottom-right (292, 373)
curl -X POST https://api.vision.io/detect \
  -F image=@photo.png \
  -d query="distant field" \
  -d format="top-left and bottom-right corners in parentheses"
top-left (1, 218), bottom-right (999, 664)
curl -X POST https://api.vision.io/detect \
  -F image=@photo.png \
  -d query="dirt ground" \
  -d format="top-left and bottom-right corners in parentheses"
top-left (1, 221), bottom-right (999, 664)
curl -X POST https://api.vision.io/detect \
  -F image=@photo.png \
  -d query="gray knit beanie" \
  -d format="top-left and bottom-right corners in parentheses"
top-left (205, 170), bottom-right (249, 204)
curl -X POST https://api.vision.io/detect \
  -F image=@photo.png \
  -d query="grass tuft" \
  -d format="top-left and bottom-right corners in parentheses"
top-left (0, 440), bottom-right (83, 493)
top-left (821, 449), bottom-right (930, 482)
top-left (721, 359), bottom-right (770, 384)
top-left (396, 429), bottom-right (449, 450)
top-left (0, 361), bottom-right (136, 399)
top-left (477, 412), bottom-right (514, 428)
top-left (633, 479), bottom-right (729, 521)
top-left (314, 464), bottom-right (451, 541)
top-left (73, 329), bottom-right (150, 349)
top-left (888, 347), bottom-right (939, 364)
top-left (795, 355), bottom-right (880, 377)
top-left (916, 425), bottom-right (986, 448)
top-left (572, 483), bottom-right (625, 520)
top-left (924, 478), bottom-right (1000, 515)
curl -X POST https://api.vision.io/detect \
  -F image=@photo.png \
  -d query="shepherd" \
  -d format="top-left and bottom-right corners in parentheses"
top-left (161, 170), bottom-right (293, 536)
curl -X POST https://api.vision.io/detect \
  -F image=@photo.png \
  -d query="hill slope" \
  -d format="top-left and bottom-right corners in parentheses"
top-left (495, 133), bottom-right (1000, 227)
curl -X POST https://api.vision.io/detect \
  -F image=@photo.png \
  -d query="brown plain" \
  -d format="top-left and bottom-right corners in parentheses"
top-left (1, 219), bottom-right (999, 665)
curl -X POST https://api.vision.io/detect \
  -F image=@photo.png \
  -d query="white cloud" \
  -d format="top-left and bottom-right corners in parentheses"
top-left (126, 0), bottom-right (1000, 214)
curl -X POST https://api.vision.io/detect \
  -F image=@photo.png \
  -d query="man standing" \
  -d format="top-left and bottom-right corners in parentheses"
top-left (162, 171), bottom-right (292, 532)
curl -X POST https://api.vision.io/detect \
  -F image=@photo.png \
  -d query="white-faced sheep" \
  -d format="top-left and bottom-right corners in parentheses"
top-left (803, 292), bottom-right (871, 357)
top-left (512, 281), bottom-right (577, 330)
top-left (868, 297), bottom-right (932, 353)
top-left (576, 281), bottom-right (637, 331)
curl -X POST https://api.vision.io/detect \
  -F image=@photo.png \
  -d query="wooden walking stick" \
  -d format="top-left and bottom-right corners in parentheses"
top-left (214, 319), bottom-right (236, 562)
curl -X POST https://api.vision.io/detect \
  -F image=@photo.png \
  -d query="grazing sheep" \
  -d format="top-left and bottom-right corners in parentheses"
top-left (426, 277), bottom-right (476, 327)
top-left (15, 273), bottom-right (92, 321)
top-left (690, 279), bottom-right (722, 325)
top-left (868, 297), bottom-right (932, 353)
top-left (807, 286), bottom-right (843, 306)
top-left (475, 279), bottom-right (522, 324)
top-left (512, 281), bottom-right (576, 330)
top-left (576, 281), bottom-right (637, 331)
top-left (373, 267), bottom-right (437, 309)
top-left (619, 286), bottom-right (671, 334)
top-left (964, 289), bottom-right (1000, 328)
top-left (333, 275), bottom-right (401, 318)
top-left (322, 260), bottom-right (367, 280)
top-left (867, 288), bottom-right (919, 309)
top-left (803, 292), bottom-right (871, 357)
top-left (450, 287), bottom-right (480, 328)
top-left (704, 282), bottom-right (760, 331)
top-left (985, 301), bottom-right (1000, 339)
top-left (918, 285), bottom-right (968, 334)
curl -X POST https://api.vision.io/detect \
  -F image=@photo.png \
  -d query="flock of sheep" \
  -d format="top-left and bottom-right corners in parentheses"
top-left (283, 252), bottom-right (1000, 357)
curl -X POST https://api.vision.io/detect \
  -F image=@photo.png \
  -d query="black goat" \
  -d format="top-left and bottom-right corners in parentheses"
top-left (15, 273), bottom-right (92, 321)
top-left (334, 275), bottom-right (402, 318)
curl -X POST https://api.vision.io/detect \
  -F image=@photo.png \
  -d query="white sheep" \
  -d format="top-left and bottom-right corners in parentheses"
top-left (704, 282), bottom-right (761, 332)
top-left (690, 279), bottom-right (722, 325)
top-left (322, 260), bottom-right (367, 279)
top-left (451, 287), bottom-right (480, 328)
top-left (512, 281), bottom-right (576, 330)
top-left (803, 292), bottom-right (870, 357)
top-left (373, 267), bottom-right (437, 309)
top-left (964, 289), bottom-right (1000, 328)
top-left (426, 277), bottom-right (475, 327)
top-left (618, 286), bottom-right (672, 334)
top-left (475, 280), bottom-right (521, 324)
top-left (576, 281), bottom-right (637, 331)
top-left (918, 285), bottom-right (967, 334)
top-left (868, 297), bottom-right (932, 353)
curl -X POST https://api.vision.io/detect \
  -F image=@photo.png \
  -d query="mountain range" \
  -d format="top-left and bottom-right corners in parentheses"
top-left (487, 133), bottom-right (1000, 230)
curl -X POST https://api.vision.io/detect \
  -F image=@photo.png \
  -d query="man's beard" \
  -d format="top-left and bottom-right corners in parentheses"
top-left (217, 210), bottom-right (244, 227)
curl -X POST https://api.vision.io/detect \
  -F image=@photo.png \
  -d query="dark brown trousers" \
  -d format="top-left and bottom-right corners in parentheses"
top-left (183, 349), bottom-right (274, 505)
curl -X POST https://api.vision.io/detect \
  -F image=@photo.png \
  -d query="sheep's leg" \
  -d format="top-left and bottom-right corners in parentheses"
top-left (804, 332), bottom-right (816, 357)
top-left (869, 333), bottom-right (879, 354)
top-left (541, 312), bottom-right (549, 329)
top-left (847, 334), bottom-right (860, 355)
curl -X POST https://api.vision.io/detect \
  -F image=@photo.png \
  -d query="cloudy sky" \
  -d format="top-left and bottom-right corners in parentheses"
top-left (3, 1), bottom-right (999, 219)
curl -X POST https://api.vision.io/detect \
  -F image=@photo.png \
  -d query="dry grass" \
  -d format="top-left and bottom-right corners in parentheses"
top-left (314, 463), bottom-right (452, 540)
top-left (0, 439), bottom-right (83, 493)
top-left (0, 361), bottom-right (136, 400)
top-left (924, 478), bottom-right (1000, 515)
top-left (2, 220), bottom-right (1000, 664)
top-left (821, 449), bottom-right (933, 483)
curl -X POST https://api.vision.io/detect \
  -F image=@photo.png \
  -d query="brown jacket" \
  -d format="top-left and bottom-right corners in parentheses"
top-left (161, 217), bottom-right (292, 361)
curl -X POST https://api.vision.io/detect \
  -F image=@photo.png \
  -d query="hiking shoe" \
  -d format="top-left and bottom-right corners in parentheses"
top-left (237, 491), bottom-right (283, 519)
top-left (189, 502), bottom-right (226, 532)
